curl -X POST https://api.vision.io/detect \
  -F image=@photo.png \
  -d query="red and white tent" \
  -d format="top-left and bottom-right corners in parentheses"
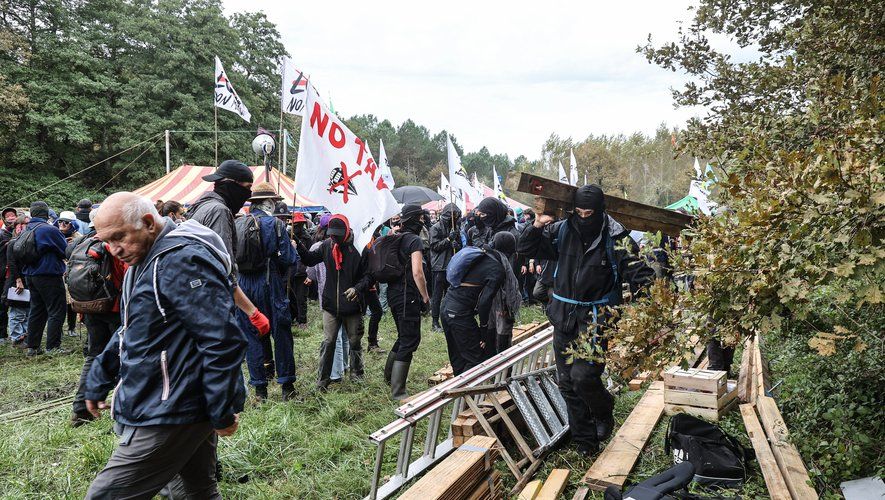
top-left (134, 165), bottom-right (319, 208)
top-left (422, 181), bottom-right (529, 213)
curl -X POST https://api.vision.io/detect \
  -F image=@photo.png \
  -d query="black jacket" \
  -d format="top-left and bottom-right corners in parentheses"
top-left (468, 215), bottom-right (524, 273)
top-left (429, 207), bottom-right (463, 272)
top-left (518, 214), bottom-right (655, 333)
top-left (296, 238), bottom-right (370, 316)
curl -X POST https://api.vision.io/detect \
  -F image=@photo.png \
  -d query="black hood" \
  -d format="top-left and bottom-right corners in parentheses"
top-left (439, 203), bottom-right (461, 225)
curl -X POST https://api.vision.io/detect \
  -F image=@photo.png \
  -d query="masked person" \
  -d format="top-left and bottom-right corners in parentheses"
top-left (487, 232), bottom-right (522, 354)
top-left (296, 215), bottom-right (369, 390)
top-left (518, 185), bottom-right (655, 456)
top-left (383, 204), bottom-right (430, 400)
top-left (288, 211), bottom-right (312, 328)
top-left (429, 203), bottom-right (462, 331)
top-left (234, 183), bottom-right (299, 401)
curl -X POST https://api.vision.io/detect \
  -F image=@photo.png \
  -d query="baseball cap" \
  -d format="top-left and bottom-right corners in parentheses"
top-left (202, 160), bottom-right (254, 183)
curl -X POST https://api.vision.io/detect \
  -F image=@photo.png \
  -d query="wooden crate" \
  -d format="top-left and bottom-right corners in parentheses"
top-left (664, 380), bottom-right (738, 421)
top-left (662, 366), bottom-right (727, 396)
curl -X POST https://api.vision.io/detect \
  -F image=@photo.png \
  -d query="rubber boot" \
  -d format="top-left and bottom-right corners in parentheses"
top-left (383, 351), bottom-right (396, 385)
top-left (596, 413), bottom-right (615, 442)
top-left (255, 385), bottom-right (268, 401)
top-left (281, 383), bottom-right (296, 401)
top-left (390, 360), bottom-right (411, 401)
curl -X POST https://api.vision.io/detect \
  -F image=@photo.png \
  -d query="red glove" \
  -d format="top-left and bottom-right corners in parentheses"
top-left (249, 309), bottom-right (270, 336)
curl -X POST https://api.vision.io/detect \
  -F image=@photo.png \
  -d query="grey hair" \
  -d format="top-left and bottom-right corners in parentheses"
top-left (123, 195), bottom-right (161, 229)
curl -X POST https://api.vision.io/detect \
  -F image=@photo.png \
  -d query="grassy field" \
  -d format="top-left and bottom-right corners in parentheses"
top-left (0, 302), bottom-right (769, 499)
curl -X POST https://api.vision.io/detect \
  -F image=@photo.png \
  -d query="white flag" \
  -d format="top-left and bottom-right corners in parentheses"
top-left (693, 157), bottom-right (702, 179)
top-left (280, 56), bottom-right (309, 116)
top-left (295, 85), bottom-right (400, 251)
top-left (446, 135), bottom-right (472, 211)
top-left (439, 173), bottom-right (451, 198)
top-left (214, 56), bottom-right (251, 122)
top-left (492, 166), bottom-right (505, 201)
top-left (569, 149), bottom-right (578, 186)
top-left (378, 139), bottom-right (395, 189)
top-left (584, 173), bottom-right (588, 186)
top-left (558, 161), bottom-right (568, 184)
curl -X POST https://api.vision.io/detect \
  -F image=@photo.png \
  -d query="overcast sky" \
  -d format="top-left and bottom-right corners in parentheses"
top-left (223, 0), bottom-right (703, 160)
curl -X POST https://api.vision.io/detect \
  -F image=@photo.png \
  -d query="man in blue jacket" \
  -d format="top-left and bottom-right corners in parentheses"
top-left (23, 201), bottom-right (69, 355)
top-left (83, 192), bottom-right (246, 499)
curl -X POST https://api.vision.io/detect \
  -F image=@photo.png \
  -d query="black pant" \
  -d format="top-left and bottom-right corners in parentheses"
top-left (74, 313), bottom-right (121, 413)
top-left (553, 327), bottom-right (613, 447)
top-left (706, 340), bottom-right (735, 376)
top-left (388, 288), bottom-right (422, 363)
top-left (67, 304), bottom-right (77, 331)
top-left (364, 289), bottom-right (383, 346)
top-left (441, 295), bottom-right (484, 376)
top-left (430, 271), bottom-right (449, 325)
top-left (289, 275), bottom-right (308, 325)
top-left (25, 275), bottom-right (67, 350)
top-left (0, 302), bottom-right (7, 338)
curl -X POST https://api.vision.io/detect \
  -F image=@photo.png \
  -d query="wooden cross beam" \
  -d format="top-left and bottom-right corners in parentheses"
top-left (516, 172), bottom-right (695, 236)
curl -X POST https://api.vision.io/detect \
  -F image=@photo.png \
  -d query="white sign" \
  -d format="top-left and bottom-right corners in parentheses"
top-left (569, 149), bottom-right (578, 186)
top-left (378, 139), bottom-right (395, 189)
top-left (214, 56), bottom-right (251, 122)
top-left (281, 56), bottom-right (309, 116)
top-left (295, 85), bottom-right (400, 251)
top-left (446, 135), bottom-right (474, 211)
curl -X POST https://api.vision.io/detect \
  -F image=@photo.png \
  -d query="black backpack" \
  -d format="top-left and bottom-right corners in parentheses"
top-left (65, 236), bottom-right (119, 314)
top-left (368, 233), bottom-right (406, 283)
top-left (11, 222), bottom-right (46, 265)
top-left (235, 215), bottom-right (266, 273)
top-left (664, 414), bottom-right (754, 488)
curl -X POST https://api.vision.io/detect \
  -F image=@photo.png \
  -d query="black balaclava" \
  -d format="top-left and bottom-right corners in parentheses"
top-left (400, 203), bottom-right (424, 234)
top-left (572, 185), bottom-right (606, 244)
top-left (76, 199), bottom-right (92, 223)
top-left (475, 197), bottom-right (506, 230)
top-left (30, 201), bottom-right (49, 220)
top-left (490, 231), bottom-right (516, 258)
top-left (439, 203), bottom-right (461, 228)
top-left (214, 180), bottom-right (252, 215)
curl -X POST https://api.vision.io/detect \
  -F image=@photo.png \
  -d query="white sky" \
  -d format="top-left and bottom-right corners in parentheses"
top-left (223, 0), bottom-right (704, 160)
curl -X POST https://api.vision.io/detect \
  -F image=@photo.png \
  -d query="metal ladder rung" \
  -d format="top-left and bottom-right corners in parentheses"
top-left (508, 380), bottom-right (551, 446)
top-left (525, 375), bottom-right (564, 434)
top-left (540, 372), bottom-right (568, 423)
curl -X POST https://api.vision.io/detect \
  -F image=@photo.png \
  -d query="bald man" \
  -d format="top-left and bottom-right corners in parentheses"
top-left (83, 192), bottom-right (246, 499)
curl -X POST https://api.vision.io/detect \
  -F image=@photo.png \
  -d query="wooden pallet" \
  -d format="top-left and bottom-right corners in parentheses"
top-left (399, 435), bottom-right (500, 500)
top-left (664, 380), bottom-right (738, 421)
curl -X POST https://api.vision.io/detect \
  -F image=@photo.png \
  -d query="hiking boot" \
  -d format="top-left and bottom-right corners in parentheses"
top-left (46, 347), bottom-right (70, 356)
top-left (281, 383), bottom-right (296, 401)
top-left (575, 441), bottom-right (600, 457)
top-left (12, 337), bottom-right (27, 348)
top-left (71, 410), bottom-right (96, 428)
top-left (431, 321), bottom-right (442, 332)
top-left (367, 344), bottom-right (386, 354)
top-left (596, 414), bottom-right (615, 442)
top-left (254, 385), bottom-right (268, 401)
top-left (66, 329), bottom-right (78, 337)
top-left (26, 348), bottom-right (43, 357)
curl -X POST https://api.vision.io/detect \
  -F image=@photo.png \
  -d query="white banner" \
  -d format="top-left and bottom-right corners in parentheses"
top-left (378, 139), bottom-right (395, 189)
top-left (569, 149), bottom-right (578, 186)
top-left (446, 135), bottom-right (473, 211)
top-left (438, 173), bottom-right (451, 199)
top-left (492, 166), bottom-right (505, 201)
top-left (281, 56), bottom-right (309, 116)
top-left (214, 56), bottom-right (251, 122)
top-left (558, 161), bottom-right (569, 184)
top-left (295, 85), bottom-right (400, 251)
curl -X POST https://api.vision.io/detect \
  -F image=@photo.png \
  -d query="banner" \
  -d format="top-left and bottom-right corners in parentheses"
top-left (214, 56), bottom-right (251, 122)
top-left (446, 135), bottom-right (473, 212)
top-left (492, 166), bottom-right (506, 201)
top-left (569, 149), bottom-right (578, 186)
top-left (558, 161), bottom-right (568, 184)
top-left (281, 56), bottom-right (309, 116)
top-left (295, 85), bottom-right (400, 251)
top-left (378, 139), bottom-right (396, 189)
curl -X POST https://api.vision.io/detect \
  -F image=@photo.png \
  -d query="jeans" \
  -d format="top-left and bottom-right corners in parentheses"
top-left (8, 305), bottom-right (28, 341)
top-left (430, 271), bottom-right (449, 325)
top-left (244, 325), bottom-right (296, 387)
top-left (330, 326), bottom-right (349, 380)
top-left (25, 275), bottom-right (66, 350)
top-left (73, 313), bottom-right (121, 414)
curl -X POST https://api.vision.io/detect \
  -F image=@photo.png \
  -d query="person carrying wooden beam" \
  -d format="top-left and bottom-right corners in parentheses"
top-left (517, 184), bottom-right (655, 456)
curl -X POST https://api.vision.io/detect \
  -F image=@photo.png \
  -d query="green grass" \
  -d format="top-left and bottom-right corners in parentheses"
top-left (0, 303), bottom-right (769, 499)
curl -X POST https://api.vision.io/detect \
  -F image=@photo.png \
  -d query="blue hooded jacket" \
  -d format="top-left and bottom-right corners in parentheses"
top-left (21, 217), bottom-right (67, 276)
top-left (85, 219), bottom-right (247, 429)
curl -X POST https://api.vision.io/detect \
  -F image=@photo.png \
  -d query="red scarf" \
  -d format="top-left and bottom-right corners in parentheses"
top-left (329, 214), bottom-right (351, 270)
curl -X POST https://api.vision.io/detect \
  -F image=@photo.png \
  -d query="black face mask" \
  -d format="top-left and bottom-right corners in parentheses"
top-left (293, 224), bottom-right (306, 235)
top-left (214, 181), bottom-right (252, 214)
top-left (572, 212), bottom-right (604, 244)
top-left (331, 234), bottom-right (345, 245)
top-left (402, 217), bottom-right (423, 234)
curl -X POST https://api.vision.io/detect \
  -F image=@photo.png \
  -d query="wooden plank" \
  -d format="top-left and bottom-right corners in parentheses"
top-left (756, 396), bottom-right (819, 500)
top-left (662, 366), bottom-right (727, 395)
top-left (400, 435), bottom-right (498, 500)
top-left (582, 382), bottom-right (666, 491)
top-left (537, 469), bottom-right (570, 499)
top-left (754, 335), bottom-right (770, 398)
top-left (737, 337), bottom-right (755, 403)
top-left (517, 480), bottom-right (543, 500)
top-left (739, 404), bottom-right (792, 500)
top-left (570, 486), bottom-right (590, 500)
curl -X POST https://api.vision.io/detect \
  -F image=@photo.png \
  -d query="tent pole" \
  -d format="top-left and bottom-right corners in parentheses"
top-left (282, 128), bottom-right (287, 176)
top-left (164, 130), bottom-right (170, 174)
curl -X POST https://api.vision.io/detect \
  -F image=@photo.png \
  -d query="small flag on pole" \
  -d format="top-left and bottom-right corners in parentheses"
top-left (214, 56), bottom-right (251, 122)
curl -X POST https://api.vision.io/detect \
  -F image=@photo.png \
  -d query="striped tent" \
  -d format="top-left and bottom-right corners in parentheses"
top-left (134, 165), bottom-right (320, 208)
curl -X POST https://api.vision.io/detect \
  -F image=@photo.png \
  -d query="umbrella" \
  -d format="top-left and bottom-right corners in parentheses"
top-left (391, 186), bottom-right (444, 204)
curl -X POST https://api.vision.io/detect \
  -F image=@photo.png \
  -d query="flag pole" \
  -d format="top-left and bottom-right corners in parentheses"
top-left (214, 105), bottom-right (218, 168)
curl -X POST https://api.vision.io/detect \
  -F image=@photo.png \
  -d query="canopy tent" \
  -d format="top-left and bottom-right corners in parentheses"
top-left (134, 165), bottom-right (324, 211)
top-left (425, 181), bottom-right (529, 213)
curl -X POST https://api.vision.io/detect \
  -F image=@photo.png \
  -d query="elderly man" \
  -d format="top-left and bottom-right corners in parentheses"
top-left (83, 192), bottom-right (246, 499)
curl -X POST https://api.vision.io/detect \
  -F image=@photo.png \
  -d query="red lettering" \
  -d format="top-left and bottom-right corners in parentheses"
top-left (309, 102), bottom-right (328, 136)
top-left (354, 137), bottom-right (367, 166)
top-left (363, 158), bottom-right (378, 180)
top-left (376, 177), bottom-right (389, 190)
top-left (329, 123), bottom-right (346, 148)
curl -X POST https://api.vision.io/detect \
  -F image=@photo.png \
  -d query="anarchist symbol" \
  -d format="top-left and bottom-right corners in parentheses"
top-left (328, 162), bottom-right (361, 203)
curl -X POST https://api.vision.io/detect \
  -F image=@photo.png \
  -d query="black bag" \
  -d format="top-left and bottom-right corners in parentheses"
top-left (65, 236), bottom-right (118, 314)
top-left (604, 461), bottom-right (695, 500)
top-left (235, 215), bottom-right (265, 273)
top-left (368, 234), bottom-right (406, 283)
top-left (664, 413), bottom-right (754, 488)
top-left (11, 222), bottom-right (46, 266)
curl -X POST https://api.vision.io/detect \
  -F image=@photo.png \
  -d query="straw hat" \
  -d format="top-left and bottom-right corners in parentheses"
top-left (249, 181), bottom-right (283, 201)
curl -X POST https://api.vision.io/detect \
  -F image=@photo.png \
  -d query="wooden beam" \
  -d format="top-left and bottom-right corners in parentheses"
top-left (756, 396), bottom-right (819, 500)
top-left (739, 404), bottom-right (792, 500)
top-left (517, 480), bottom-right (543, 500)
top-left (536, 469), bottom-right (570, 500)
top-left (517, 172), bottom-right (694, 236)
top-left (582, 382), bottom-right (666, 491)
top-left (737, 337), bottom-right (756, 403)
top-left (570, 486), bottom-right (590, 500)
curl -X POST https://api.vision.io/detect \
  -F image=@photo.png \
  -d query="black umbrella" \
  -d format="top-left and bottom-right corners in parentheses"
top-left (391, 186), bottom-right (445, 205)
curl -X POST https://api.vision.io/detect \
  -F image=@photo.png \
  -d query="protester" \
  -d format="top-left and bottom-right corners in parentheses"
top-left (296, 214), bottom-right (369, 390)
top-left (3, 214), bottom-right (29, 346)
top-left (20, 201), bottom-right (68, 355)
top-left (383, 204), bottom-right (430, 400)
top-left (363, 230), bottom-right (385, 353)
top-left (0, 207), bottom-right (17, 342)
top-left (57, 210), bottom-right (82, 337)
top-left (83, 192), bottom-right (245, 499)
top-left (488, 232), bottom-right (522, 353)
top-left (74, 199), bottom-right (92, 234)
top-left (235, 183), bottom-right (299, 401)
top-left (518, 185), bottom-right (655, 456)
top-left (288, 210), bottom-right (312, 328)
top-left (160, 200), bottom-right (186, 222)
top-left (187, 160), bottom-right (270, 336)
top-left (467, 197), bottom-right (519, 247)
top-left (429, 203), bottom-right (462, 331)
top-left (68, 214), bottom-right (125, 426)
top-left (440, 233), bottom-right (508, 375)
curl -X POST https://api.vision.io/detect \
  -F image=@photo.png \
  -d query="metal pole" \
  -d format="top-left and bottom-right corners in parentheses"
top-left (282, 128), bottom-right (288, 175)
top-left (164, 130), bottom-right (171, 174)
top-left (214, 106), bottom-right (218, 168)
